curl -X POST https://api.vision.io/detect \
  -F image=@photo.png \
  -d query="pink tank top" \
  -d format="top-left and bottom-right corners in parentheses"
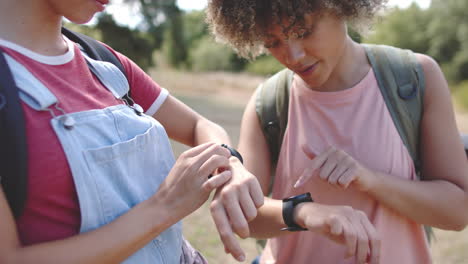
top-left (260, 69), bottom-right (432, 264)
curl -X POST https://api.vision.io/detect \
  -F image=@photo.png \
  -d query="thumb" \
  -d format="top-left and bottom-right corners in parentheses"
top-left (301, 144), bottom-right (316, 159)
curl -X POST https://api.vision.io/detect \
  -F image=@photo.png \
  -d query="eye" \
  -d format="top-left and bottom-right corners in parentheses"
top-left (298, 30), bottom-right (311, 39)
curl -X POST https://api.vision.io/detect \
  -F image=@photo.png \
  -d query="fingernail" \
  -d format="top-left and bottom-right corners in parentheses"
top-left (294, 179), bottom-right (302, 188)
top-left (238, 255), bottom-right (245, 262)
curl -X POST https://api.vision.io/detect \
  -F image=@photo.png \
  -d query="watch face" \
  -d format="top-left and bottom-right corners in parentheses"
top-left (284, 192), bottom-right (312, 202)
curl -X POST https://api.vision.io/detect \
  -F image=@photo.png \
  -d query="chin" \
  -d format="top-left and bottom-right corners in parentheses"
top-left (65, 12), bottom-right (97, 25)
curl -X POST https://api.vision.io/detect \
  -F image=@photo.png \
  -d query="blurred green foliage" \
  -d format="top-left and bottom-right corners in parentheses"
top-left (365, 0), bottom-right (468, 84)
top-left (245, 55), bottom-right (284, 76)
top-left (189, 35), bottom-right (238, 72)
top-left (96, 14), bottom-right (155, 71)
top-left (69, 0), bottom-right (468, 89)
top-left (64, 14), bottom-right (155, 72)
top-left (454, 81), bottom-right (468, 110)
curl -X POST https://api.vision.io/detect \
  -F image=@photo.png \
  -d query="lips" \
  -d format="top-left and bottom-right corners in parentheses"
top-left (298, 62), bottom-right (318, 75)
top-left (96, 0), bottom-right (109, 5)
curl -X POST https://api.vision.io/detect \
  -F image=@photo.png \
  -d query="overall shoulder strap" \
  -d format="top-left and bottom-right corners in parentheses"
top-left (0, 49), bottom-right (28, 217)
top-left (364, 44), bottom-right (425, 177)
top-left (255, 68), bottom-right (294, 195)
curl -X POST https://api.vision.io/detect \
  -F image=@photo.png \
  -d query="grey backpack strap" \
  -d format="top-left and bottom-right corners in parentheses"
top-left (364, 44), bottom-right (434, 242)
top-left (364, 44), bottom-right (425, 177)
top-left (255, 68), bottom-right (294, 195)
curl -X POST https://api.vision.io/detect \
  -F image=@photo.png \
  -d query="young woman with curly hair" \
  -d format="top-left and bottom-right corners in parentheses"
top-left (0, 0), bottom-right (266, 263)
top-left (206, 0), bottom-right (468, 263)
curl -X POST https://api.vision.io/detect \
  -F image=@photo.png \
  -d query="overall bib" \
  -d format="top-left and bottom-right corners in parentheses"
top-left (6, 52), bottom-right (182, 263)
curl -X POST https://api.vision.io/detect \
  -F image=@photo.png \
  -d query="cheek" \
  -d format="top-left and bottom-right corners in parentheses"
top-left (268, 48), bottom-right (289, 67)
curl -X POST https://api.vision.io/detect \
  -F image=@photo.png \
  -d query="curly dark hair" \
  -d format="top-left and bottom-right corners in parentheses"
top-left (206, 0), bottom-right (387, 59)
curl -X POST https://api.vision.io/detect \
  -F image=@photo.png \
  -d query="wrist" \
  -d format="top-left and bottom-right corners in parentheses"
top-left (359, 167), bottom-right (379, 193)
top-left (148, 191), bottom-right (183, 228)
top-left (293, 202), bottom-right (308, 229)
top-left (138, 195), bottom-right (180, 235)
top-left (221, 144), bottom-right (244, 164)
top-left (282, 192), bottom-right (313, 231)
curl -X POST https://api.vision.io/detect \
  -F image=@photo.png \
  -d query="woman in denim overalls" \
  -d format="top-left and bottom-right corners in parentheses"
top-left (0, 0), bottom-right (264, 263)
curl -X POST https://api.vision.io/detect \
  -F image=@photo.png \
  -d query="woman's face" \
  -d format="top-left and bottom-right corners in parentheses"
top-left (46, 0), bottom-right (109, 24)
top-left (264, 12), bottom-right (348, 88)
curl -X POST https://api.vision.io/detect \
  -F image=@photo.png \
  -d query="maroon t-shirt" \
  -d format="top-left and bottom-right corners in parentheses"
top-left (0, 37), bottom-right (166, 245)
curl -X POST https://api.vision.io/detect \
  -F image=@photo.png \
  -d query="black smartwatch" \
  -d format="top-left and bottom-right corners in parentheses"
top-left (281, 192), bottom-right (313, 231)
top-left (221, 144), bottom-right (244, 164)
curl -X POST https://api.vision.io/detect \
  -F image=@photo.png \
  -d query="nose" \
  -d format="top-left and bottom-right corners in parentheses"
top-left (284, 39), bottom-right (306, 66)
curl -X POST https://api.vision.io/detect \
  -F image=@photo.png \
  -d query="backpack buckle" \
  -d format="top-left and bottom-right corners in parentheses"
top-left (265, 121), bottom-right (279, 134)
top-left (398, 83), bottom-right (417, 100)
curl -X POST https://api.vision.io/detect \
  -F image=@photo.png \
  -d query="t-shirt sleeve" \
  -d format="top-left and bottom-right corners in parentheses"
top-left (102, 44), bottom-right (168, 116)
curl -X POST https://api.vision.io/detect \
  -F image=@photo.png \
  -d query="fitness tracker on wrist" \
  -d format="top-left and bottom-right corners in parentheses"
top-left (281, 192), bottom-right (313, 231)
top-left (221, 144), bottom-right (244, 164)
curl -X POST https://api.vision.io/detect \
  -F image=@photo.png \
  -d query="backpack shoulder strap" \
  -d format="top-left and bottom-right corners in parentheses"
top-left (364, 44), bottom-right (434, 242)
top-left (0, 49), bottom-right (29, 217)
top-left (364, 44), bottom-right (425, 177)
top-left (61, 28), bottom-right (132, 101)
top-left (61, 27), bottom-right (126, 76)
top-left (255, 68), bottom-right (294, 195)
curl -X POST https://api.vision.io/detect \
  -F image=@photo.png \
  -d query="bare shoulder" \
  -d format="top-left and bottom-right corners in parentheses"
top-left (414, 53), bottom-right (451, 108)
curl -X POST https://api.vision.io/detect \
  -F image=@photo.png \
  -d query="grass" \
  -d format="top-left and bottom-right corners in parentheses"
top-left (151, 67), bottom-right (468, 264)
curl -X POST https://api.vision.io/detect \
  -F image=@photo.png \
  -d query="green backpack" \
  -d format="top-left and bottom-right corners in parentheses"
top-left (255, 44), bottom-right (433, 240)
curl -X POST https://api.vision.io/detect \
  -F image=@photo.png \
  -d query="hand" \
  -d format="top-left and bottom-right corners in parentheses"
top-left (210, 157), bottom-right (264, 262)
top-left (295, 203), bottom-right (380, 264)
top-left (155, 142), bottom-right (233, 222)
top-left (295, 145), bottom-right (374, 191)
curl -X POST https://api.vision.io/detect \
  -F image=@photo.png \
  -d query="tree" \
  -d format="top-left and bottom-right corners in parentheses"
top-left (365, 4), bottom-right (431, 54)
top-left (426, 0), bottom-right (468, 83)
top-left (123, 0), bottom-right (187, 67)
top-left (96, 14), bottom-right (155, 71)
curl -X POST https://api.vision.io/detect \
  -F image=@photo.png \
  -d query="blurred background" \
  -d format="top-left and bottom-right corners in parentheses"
top-left (69, 0), bottom-right (468, 263)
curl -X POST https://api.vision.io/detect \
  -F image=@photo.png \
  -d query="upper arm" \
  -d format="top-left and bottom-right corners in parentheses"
top-left (151, 95), bottom-right (203, 146)
top-left (418, 53), bottom-right (468, 189)
top-left (238, 90), bottom-right (272, 195)
top-left (0, 187), bottom-right (20, 262)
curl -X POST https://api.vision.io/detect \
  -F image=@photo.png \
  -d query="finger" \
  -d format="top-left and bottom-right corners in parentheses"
top-left (320, 157), bottom-right (338, 182)
top-left (222, 191), bottom-right (251, 239)
top-left (239, 187), bottom-right (258, 222)
top-left (337, 167), bottom-right (357, 189)
top-left (202, 170), bottom-right (232, 192)
top-left (301, 144), bottom-right (317, 159)
top-left (328, 164), bottom-right (348, 186)
top-left (351, 215), bottom-right (370, 264)
top-left (341, 218), bottom-right (358, 259)
top-left (210, 201), bottom-right (245, 262)
top-left (193, 144), bottom-right (231, 169)
top-left (359, 213), bottom-right (380, 264)
top-left (295, 148), bottom-right (333, 187)
top-left (249, 179), bottom-right (265, 208)
top-left (199, 154), bottom-right (230, 179)
top-left (182, 142), bottom-right (217, 157)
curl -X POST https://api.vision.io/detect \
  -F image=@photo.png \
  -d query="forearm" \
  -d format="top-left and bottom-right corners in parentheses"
top-left (248, 197), bottom-right (286, 239)
top-left (5, 197), bottom-right (176, 264)
top-left (193, 118), bottom-right (231, 146)
top-left (368, 171), bottom-right (468, 230)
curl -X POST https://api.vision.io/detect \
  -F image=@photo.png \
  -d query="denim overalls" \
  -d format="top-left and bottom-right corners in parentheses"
top-left (5, 51), bottom-right (182, 263)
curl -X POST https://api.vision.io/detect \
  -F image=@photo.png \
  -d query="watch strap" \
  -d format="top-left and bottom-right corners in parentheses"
top-left (281, 200), bottom-right (308, 231)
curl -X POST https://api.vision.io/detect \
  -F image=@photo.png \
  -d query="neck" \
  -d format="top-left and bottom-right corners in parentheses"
top-left (320, 37), bottom-right (370, 92)
top-left (0, 1), bottom-right (67, 56)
